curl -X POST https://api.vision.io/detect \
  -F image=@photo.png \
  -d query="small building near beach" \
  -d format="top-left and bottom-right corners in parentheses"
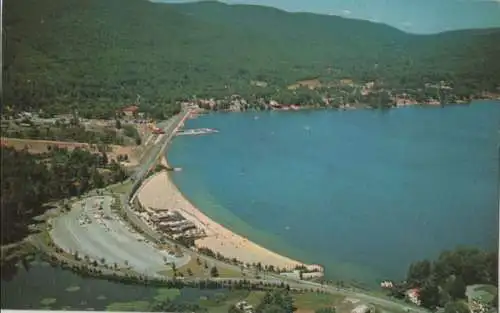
top-left (351, 304), bottom-right (372, 313)
top-left (306, 264), bottom-right (324, 272)
top-left (236, 300), bottom-right (254, 313)
top-left (380, 281), bottom-right (394, 289)
top-left (406, 288), bottom-right (421, 306)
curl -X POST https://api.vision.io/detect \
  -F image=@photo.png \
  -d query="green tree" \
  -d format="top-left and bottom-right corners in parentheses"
top-left (491, 293), bottom-right (498, 308)
top-left (388, 283), bottom-right (407, 299)
top-left (256, 290), bottom-right (294, 313)
top-left (316, 308), bottom-right (336, 313)
top-left (407, 260), bottom-right (432, 286)
top-left (228, 305), bottom-right (241, 313)
top-left (1, 146), bottom-right (127, 244)
top-left (261, 305), bottom-right (288, 313)
top-left (447, 275), bottom-right (466, 300)
top-left (419, 281), bottom-right (440, 310)
top-left (171, 262), bottom-right (177, 276)
top-left (439, 288), bottom-right (452, 307)
top-left (444, 301), bottom-right (470, 313)
top-left (210, 266), bottom-right (219, 277)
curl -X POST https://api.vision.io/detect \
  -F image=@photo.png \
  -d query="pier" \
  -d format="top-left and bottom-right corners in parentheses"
top-left (176, 128), bottom-right (219, 136)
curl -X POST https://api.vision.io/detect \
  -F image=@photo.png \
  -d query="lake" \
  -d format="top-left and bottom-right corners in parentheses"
top-left (167, 101), bottom-right (500, 285)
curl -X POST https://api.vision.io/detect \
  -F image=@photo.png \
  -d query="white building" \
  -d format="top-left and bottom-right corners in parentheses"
top-left (352, 304), bottom-right (371, 313)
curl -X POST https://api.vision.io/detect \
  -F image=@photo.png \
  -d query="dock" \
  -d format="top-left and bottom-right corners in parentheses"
top-left (176, 128), bottom-right (219, 136)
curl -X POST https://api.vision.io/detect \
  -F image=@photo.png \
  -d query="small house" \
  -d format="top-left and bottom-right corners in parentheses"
top-left (352, 304), bottom-right (371, 313)
top-left (122, 105), bottom-right (139, 118)
top-left (406, 288), bottom-right (421, 306)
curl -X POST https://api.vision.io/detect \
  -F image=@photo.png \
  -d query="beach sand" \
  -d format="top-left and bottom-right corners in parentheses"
top-left (137, 169), bottom-right (307, 270)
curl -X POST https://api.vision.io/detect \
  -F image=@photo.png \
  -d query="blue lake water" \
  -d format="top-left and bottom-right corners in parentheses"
top-left (167, 102), bottom-right (500, 285)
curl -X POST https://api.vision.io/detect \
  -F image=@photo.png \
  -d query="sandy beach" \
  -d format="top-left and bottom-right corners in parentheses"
top-left (137, 168), bottom-right (309, 271)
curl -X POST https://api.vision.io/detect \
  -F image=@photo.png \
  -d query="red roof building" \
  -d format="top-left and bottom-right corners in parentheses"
top-left (122, 105), bottom-right (139, 113)
top-left (406, 288), bottom-right (421, 306)
top-left (122, 105), bottom-right (139, 118)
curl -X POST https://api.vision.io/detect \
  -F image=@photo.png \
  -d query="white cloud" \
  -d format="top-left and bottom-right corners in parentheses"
top-left (341, 9), bottom-right (352, 16)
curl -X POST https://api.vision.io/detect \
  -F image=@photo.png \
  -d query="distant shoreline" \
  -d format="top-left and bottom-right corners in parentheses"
top-left (187, 97), bottom-right (500, 116)
top-left (184, 93), bottom-right (500, 115)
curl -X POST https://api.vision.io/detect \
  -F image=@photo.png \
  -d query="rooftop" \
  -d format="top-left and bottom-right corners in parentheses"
top-left (122, 105), bottom-right (139, 112)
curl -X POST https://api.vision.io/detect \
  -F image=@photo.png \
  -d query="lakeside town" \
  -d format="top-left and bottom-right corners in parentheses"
top-left (176, 79), bottom-right (500, 113)
top-left (3, 77), bottom-right (500, 130)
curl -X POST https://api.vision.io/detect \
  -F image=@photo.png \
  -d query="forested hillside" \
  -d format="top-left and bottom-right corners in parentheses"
top-left (3, 0), bottom-right (500, 115)
top-left (390, 247), bottom-right (498, 311)
top-left (1, 146), bottom-right (127, 243)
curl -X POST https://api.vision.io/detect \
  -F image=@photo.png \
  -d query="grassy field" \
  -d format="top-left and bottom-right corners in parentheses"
top-left (468, 284), bottom-right (497, 303)
top-left (157, 255), bottom-right (202, 277)
top-left (153, 288), bottom-right (181, 302)
top-left (292, 292), bottom-right (345, 311)
top-left (243, 290), bottom-right (266, 306)
top-left (475, 284), bottom-right (498, 295)
top-left (158, 254), bottom-right (243, 279)
top-left (198, 290), bottom-right (266, 313)
top-left (104, 290), bottom-right (347, 313)
top-left (106, 300), bottom-right (151, 311)
top-left (0, 137), bottom-right (139, 164)
top-left (217, 265), bottom-right (244, 278)
top-left (104, 289), bottom-right (261, 313)
top-left (104, 287), bottom-right (181, 311)
top-left (107, 180), bottom-right (134, 194)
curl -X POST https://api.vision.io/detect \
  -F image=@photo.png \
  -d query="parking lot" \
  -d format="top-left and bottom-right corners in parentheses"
top-left (50, 196), bottom-right (190, 277)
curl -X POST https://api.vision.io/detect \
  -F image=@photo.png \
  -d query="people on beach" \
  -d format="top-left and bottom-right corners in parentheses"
top-left (138, 171), bottom-right (306, 269)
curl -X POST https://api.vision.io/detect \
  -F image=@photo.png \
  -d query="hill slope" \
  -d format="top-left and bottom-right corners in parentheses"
top-left (3, 0), bottom-right (500, 114)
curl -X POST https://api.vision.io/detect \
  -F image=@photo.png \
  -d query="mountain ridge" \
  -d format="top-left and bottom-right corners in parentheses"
top-left (3, 0), bottom-right (500, 115)
top-left (168, 0), bottom-right (409, 40)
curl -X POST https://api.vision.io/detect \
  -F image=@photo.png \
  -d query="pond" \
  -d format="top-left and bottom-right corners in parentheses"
top-left (1, 258), bottom-right (236, 311)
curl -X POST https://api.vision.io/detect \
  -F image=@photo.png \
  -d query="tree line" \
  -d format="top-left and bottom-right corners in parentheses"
top-left (3, 120), bottom-right (128, 145)
top-left (388, 247), bottom-right (498, 311)
top-left (1, 146), bottom-right (128, 244)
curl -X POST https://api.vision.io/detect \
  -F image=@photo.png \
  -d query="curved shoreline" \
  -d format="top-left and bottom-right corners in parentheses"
top-left (139, 156), bottom-right (320, 272)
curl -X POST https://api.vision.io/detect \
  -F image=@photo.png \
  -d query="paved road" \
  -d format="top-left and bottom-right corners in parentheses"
top-left (50, 195), bottom-right (190, 277)
top-left (130, 110), bottom-right (189, 185)
top-left (121, 190), bottom-right (427, 312)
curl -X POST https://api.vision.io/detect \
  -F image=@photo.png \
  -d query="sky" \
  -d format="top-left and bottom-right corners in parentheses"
top-left (154, 0), bottom-right (500, 34)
